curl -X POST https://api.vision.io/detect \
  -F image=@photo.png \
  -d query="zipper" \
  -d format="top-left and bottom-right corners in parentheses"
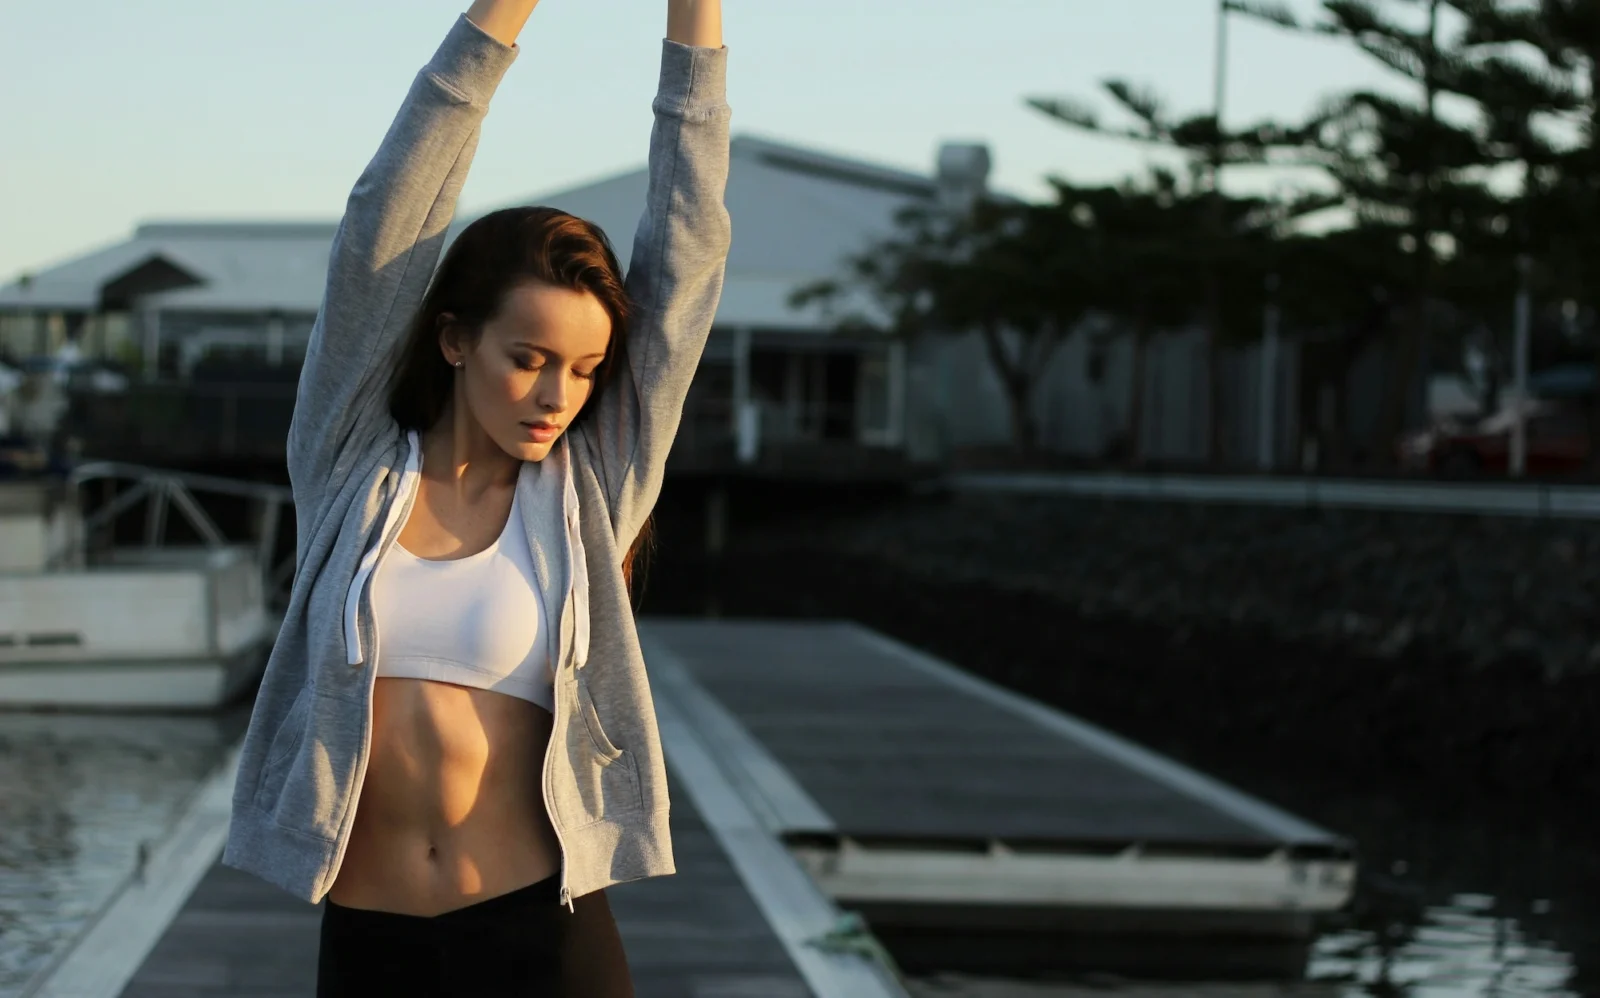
top-left (538, 449), bottom-right (577, 912)
top-left (544, 689), bottom-right (573, 913)
top-left (321, 436), bottom-right (422, 900)
top-left (543, 592), bottom-right (574, 913)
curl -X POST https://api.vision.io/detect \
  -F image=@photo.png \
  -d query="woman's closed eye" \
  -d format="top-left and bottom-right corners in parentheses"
top-left (514, 355), bottom-right (595, 381)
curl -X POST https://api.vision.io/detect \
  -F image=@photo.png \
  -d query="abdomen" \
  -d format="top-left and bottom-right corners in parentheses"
top-left (327, 677), bottom-right (561, 915)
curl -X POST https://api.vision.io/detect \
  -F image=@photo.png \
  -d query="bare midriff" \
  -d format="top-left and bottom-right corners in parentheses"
top-left (326, 677), bottom-right (561, 916)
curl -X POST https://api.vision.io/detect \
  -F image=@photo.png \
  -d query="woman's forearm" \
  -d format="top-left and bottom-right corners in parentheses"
top-left (666, 0), bottom-right (721, 48)
top-left (468, 1), bottom-right (717, 51)
top-left (465, 0), bottom-right (540, 46)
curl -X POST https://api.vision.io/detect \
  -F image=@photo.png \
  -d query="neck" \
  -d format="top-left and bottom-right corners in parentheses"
top-left (420, 398), bottom-right (521, 499)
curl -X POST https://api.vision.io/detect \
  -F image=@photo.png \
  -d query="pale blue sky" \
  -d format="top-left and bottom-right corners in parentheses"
top-left (0, 0), bottom-right (1404, 282)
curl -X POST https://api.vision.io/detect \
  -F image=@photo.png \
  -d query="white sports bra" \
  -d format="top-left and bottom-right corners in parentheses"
top-left (369, 487), bottom-right (555, 712)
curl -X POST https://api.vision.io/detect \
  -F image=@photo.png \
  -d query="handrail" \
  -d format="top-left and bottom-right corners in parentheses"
top-left (54, 463), bottom-right (295, 609)
top-left (67, 461), bottom-right (291, 503)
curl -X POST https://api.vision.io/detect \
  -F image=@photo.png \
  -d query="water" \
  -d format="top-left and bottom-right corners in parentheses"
top-left (902, 897), bottom-right (1583, 998)
top-left (1309, 895), bottom-right (1579, 996)
top-left (0, 711), bottom-right (242, 998)
top-left (905, 895), bottom-right (1580, 997)
top-left (899, 796), bottom-right (1594, 998)
top-left (1278, 776), bottom-right (1594, 998)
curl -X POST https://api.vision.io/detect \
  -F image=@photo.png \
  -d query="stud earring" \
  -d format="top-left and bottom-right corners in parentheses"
top-left (454, 360), bottom-right (463, 368)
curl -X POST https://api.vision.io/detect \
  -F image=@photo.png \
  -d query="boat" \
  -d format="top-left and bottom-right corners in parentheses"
top-left (0, 469), bottom-right (282, 710)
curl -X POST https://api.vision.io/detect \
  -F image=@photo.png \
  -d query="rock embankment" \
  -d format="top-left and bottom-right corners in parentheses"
top-left (748, 492), bottom-right (1600, 681)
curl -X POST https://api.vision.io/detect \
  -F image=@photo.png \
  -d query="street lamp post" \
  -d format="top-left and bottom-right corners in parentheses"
top-left (1215, 1), bottom-right (1231, 167)
top-left (1205, 0), bottom-right (1232, 463)
top-left (1259, 273), bottom-right (1281, 470)
top-left (1510, 253), bottom-right (1532, 478)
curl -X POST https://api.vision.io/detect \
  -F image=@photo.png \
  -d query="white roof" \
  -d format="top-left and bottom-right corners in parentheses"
top-left (0, 223), bottom-right (338, 314)
top-left (0, 134), bottom-right (938, 329)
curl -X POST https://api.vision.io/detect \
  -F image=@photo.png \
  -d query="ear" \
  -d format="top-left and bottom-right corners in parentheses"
top-left (436, 312), bottom-right (467, 367)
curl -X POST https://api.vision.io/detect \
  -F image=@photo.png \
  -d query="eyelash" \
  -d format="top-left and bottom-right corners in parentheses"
top-left (516, 359), bottom-right (596, 381)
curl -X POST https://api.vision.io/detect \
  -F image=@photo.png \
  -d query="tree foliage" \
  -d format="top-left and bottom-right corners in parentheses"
top-left (804, 0), bottom-right (1600, 467)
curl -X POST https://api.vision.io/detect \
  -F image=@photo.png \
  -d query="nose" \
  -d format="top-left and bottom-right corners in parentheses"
top-left (537, 369), bottom-right (567, 413)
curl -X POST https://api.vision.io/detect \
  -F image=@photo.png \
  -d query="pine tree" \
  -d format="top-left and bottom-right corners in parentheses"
top-left (1235, 0), bottom-right (1499, 464)
top-left (1451, 0), bottom-right (1600, 460)
top-left (1025, 1), bottom-right (1329, 466)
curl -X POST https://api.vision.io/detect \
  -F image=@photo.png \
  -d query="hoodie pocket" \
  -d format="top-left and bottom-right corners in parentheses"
top-left (577, 687), bottom-right (624, 762)
top-left (255, 688), bottom-right (311, 807)
top-left (559, 676), bottom-right (643, 826)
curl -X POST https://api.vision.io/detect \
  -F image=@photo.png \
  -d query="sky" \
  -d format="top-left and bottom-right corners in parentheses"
top-left (0, 0), bottom-right (1407, 283)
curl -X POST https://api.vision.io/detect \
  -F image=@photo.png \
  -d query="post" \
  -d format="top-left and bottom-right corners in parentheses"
top-left (1204, 0), bottom-right (1232, 465)
top-left (144, 479), bottom-right (170, 548)
top-left (1510, 253), bottom-right (1532, 478)
top-left (222, 390), bottom-right (239, 457)
top-left (705, 485), bottom-right (727, 557)
top-left (141, 308), bottom-right (163, 379)
top-left (257, 495), bottom-right (282, 599)
top-left (1214, 0), bottom-right (1231, 147)
top-left (703, 482), bottom-right (728, 619)
top-left (266, 313), bottom-right (286, 366)
top-left (732, 326), bottom-right (754, 463)
top-left (887, 339), bottom-right (907, 449)
top-left (1258, 273), bottom-right (1280, 471)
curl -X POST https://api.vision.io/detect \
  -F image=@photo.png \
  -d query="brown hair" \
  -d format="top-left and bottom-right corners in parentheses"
top-left (387, 206), bottom-right (653, 595)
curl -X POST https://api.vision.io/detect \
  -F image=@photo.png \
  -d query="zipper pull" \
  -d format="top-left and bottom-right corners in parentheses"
top-left (561, 886), bottom-right (574, 912)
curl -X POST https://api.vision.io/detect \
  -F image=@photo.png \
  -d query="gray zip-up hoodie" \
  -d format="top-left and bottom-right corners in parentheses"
top-left (220, 13), bottom-right (731, 909)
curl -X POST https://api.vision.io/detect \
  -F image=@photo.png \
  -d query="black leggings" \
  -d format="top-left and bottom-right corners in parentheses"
top-left (317, 875), bottom-right (567, 997)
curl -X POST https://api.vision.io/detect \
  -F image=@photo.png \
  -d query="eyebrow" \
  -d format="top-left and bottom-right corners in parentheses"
top-left (513, 343), bottom-right (608, 362)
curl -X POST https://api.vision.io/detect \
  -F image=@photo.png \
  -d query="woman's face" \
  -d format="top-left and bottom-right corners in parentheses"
top-left (445, 281), bottom-right (613, 463)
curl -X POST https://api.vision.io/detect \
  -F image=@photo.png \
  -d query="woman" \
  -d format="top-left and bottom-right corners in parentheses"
top-left (219, 1), bottom-right (730, 994)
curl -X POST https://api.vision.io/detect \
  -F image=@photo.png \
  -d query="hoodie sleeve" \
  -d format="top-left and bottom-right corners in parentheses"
top-left (576, 40), bottom-right (732, 550)
top-left (286, 14), bottom-right (518, 499)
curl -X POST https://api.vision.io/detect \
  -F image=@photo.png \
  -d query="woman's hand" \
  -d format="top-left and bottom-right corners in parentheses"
top-left (465, 0), bottom-right (541, 47)
top-left (666, 0), bottom-right (721, 48)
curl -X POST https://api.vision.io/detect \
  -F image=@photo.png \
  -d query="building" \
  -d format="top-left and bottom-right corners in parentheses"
top-left (0, 222), bottom-right (331, 376)
top-left (0, 127), bottom-right (1323, 473)
top-left (0, 134), bottom-right (993, 474)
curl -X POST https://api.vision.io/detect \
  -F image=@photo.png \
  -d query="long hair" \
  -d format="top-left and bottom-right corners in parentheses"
top-left (386, 206), bottom-right (653, 593)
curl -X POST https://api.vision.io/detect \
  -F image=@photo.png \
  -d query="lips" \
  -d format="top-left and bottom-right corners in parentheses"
top-left (522, 421), bottom-right (562, 444)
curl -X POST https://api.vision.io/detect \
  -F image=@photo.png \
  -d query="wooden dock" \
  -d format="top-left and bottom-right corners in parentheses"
top-left (28, 619), bottom-right (1353, 996)
top-left (638, 620), bottom-right (1356, 980)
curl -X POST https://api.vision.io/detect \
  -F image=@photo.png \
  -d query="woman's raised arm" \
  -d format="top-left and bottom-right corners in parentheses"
top-left (285, 11), bottom-right (524, 502)
top-left (666, 0), bottom-right (722, 48)
top-left (466, 0), bottom-right (542, 46)
top-left (577, 0), bottom-right (730, 551)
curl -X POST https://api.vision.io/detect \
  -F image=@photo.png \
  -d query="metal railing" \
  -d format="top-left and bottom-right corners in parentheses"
top-left (53, 462), bottom-right (295, 608)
